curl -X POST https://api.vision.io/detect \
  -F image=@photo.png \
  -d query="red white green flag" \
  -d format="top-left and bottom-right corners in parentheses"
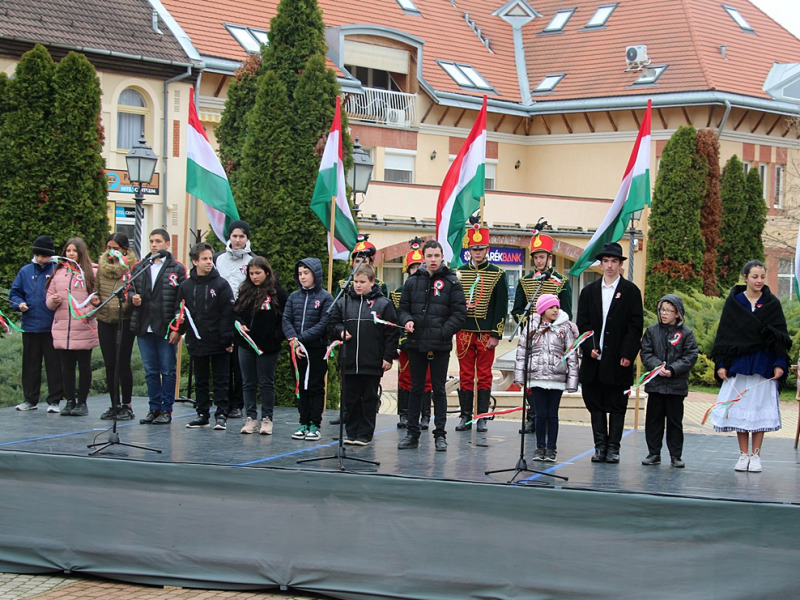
top-left (436, 95), bottom-right (487, 267)
top-left (569, 99), bottom-right (652, 277)
top-left (310, 96), bottom-right (359, 260)
top-left (186, 87), bottom-right (240, 241)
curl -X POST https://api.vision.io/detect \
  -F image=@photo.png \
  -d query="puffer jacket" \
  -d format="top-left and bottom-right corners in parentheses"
top-left (514, 309), bottom-right (578, 392)
top-left (9, 259), bottom-right (56, 333)
top-left (640, 294), bottom-right (699, 396)
top-left (328, 284), bottom-right (400, 376)
top-left (130, 252), bottom-right (186, 337)
top-left (94, 250), bottom-right (138, 324)
top-left (282, 258), bottom-right (333, 348)
top-left (397, 262), bottom-right (466, 352)
top-left (45, 266), bottom-right (99, 351)
top-left (176, 266), bottom-right (235, 356)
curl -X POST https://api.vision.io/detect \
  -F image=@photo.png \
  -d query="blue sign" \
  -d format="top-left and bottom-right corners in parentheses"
top-left (461, 246), bottom-right (524, 266)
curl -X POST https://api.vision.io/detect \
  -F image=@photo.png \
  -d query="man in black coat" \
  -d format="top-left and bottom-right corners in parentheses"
top-left (397, 240), bottom-right (466, 451)
top-left (576, 242), bottom-right (643, 463)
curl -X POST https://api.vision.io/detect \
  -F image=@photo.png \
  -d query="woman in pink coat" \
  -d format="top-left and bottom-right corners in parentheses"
top-left (46, 238), bottom-right (99, 416)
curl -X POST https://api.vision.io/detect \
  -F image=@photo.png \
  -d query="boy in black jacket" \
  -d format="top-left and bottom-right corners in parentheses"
top-left (169, 242), bottom-right (234, 430)
top-left (329, 265), bottom-right (400, 445)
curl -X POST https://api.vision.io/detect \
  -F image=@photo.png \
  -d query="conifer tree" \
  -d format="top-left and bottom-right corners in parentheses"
top-left (0, 72), bottom-right (9, 119)
top-left (744, 167), bottom-right (767, 263)
top-left (717, 155), bottom-right (750, 293)
top-left (644, 126), bottom-right (707, 307)
top-left (696, 129), bottom-right (721, 296)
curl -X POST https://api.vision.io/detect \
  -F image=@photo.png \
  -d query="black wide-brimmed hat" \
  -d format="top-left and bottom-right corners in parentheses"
top-left (594, 242), bottom-right (626, 262)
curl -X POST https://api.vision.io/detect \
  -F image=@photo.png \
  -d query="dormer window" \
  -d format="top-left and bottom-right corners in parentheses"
top-left (439, 61), bottom-right (494, 91)
top-left (225, 24), bottom-right (268, 54)
top-left (634, 65), bottom-right (667, 85)
top-left (723, 6), bottom-right (754, 32)
top-left (396, 0), bottom-right (420, 14)
top-left (534, 74), bottom-right (565, 92)
top-left (586, 4), bottom-right (616, 28)
top-left (544, 9), bottom-right (575, 32)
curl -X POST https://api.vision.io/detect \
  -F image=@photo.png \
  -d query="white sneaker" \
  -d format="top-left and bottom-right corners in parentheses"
top-left (15, 402), bottom-right (38, 411)
top-left (46, 404), bottom-right (60, 413)
top-left (748, 451), bottom-right (762, 472)
top-left (734, 452), bottom-right (750, 472)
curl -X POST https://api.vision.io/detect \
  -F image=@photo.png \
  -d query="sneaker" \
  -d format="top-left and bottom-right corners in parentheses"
top-left (186, 416), bottom-right (210, 428)
top-left (15, 402), bottom-right (38, 411)
top-left (100, 407), bottom-right (117, 420)
top-left (213, 417), bottom-right (227, 431)
top-left (305, 424), bottom-right (321, 441)
top-left (545, 449), bottom-right (557, 462)
top-left (291, 425), bottom-right (309, 440)
top-left (151, 411), bottom-right (171, 424)
top-left (641, 454), bottom-right (661, 466)
top-left (734, 452), bottom-right (750, 472)
top-left (259, 418), bottom-right (273, 435)
top-left (419, 417), bottom-right (430, 431)
top-left (748, 451), bottom-right (762, 472)
top-left (117, 407), bottom-right (135, 421)
top-left (344, 438), bottom-right (356, 445)
top-left (140, 410), bottom-right (159, 424)
top-left (533, 448), bottom-right (546, 461)
top-left (435, 436), bottom-right (447, 452)
top-left (352, 438), bottom-right (370, 446)
top-left (398, 434), bottom-right (419, 449)
top-left (61, 401), bottom-right (76, 416)
top-left (670, 456), bottom-right (685, 468)
top-left (228, 408), bottom-right (243, 419)
top-left (71, 402), bottom-right (88, 417)
top-left (240, 417), bottom-right (259, 434)
top-left (46, 403), bottom-right (60, 413)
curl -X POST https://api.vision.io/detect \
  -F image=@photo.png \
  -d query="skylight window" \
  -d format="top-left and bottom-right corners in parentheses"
top-left (723, 5), bottom-right (754, 31)
top-left (634, 65), bottom-right (667, 85)
top-left (544, 9), bottom-right (575, 32)
top-left (396, 0), bottom-right (420, 14)
top-left (226, 24), bottom-right (268, 54)
top-left (534, 74), bottom-right (565, 92)
top-left (586, 4), bottom-right (617, 28)
top-left (439, 61), bottom-right (494, 91)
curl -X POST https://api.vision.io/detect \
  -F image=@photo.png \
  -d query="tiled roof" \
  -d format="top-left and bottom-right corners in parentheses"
top-left (0, 0), bottom-right (191, 65)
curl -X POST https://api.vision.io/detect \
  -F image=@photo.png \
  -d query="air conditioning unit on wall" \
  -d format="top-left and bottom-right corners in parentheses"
top-left (385, 108), bottom-right (406, 125)
top-left (625, 45), bottom-right (650, 70)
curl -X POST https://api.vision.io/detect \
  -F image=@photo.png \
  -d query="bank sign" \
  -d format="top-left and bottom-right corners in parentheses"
top-left (460, 246), bottom-right (524, 266)
top-left (105, 169), bottom-right (160, 195)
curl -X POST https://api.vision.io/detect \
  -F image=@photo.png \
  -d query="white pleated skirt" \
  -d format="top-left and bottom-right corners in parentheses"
top-left (711, 373), bottom-right (781, 433)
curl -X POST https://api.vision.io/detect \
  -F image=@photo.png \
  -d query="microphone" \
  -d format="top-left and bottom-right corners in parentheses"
top-left (147, 249), bottom-right (168, 262)
top-left (533, 270), bottom-right (551, 281)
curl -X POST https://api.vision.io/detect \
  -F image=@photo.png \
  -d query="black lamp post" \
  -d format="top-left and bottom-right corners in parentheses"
top-left (125, 134), bottom-right (159, 257)
top-left (347, 137), bottom-right (374, 214)
top-left (628, 210), bottom-right (642, 280)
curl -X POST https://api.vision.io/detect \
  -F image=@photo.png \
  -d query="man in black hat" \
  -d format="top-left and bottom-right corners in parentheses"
top-left (576, 242), bottom-right (643, 463)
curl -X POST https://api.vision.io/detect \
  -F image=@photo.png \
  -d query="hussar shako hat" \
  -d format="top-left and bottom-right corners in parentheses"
top-left (463, 223), bottom-right (490, 249)
top-left (351, 233), bottom-right (377, 263)
top-left (530, 233), bottom-right (554, 256)
top-left (403, 237), bottom-right (424, 273)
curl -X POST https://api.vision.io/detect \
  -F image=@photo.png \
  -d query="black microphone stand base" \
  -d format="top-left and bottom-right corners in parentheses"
top-left (297, 446), bottom-right (379, 472)
top-left (485, 455), bottom-right (566, 485)
top-left (87, 423), bottom-right (163, 456)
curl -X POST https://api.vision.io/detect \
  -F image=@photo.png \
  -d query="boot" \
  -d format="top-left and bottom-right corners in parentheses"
top-left (454, 389), bottom-right (474, 431)
top-left (606, 412), bottom-right (625, 463)
top-left (61, 399), bottom-right (76, 417)
top-left (476, 389), bottom-right (491, 432)
top-left (590, 411), bottom-right (608, 463)
top-left (420, 391), bottom-right (432, 430)
top-left (397, 389), bottom-right (409, 429)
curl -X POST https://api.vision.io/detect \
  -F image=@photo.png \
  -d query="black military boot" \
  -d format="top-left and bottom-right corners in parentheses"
top-left (420, 391), bottom-right (432, 430)
top-left (476, 389), bottom-right (491, 432)
top-left (454, 389), bottom-right (474, 431)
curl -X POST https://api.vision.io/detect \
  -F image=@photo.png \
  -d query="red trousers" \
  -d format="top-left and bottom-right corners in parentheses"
top-left (456, 331), bottom-right (495, 390)
top-left (397, 350), bottom-right (432, 392)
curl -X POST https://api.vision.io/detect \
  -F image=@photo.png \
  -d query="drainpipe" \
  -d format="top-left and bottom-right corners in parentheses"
top-left (717, 99), bottom-right (732, 138)
top-left (162, 65), bottom-right (194, 228)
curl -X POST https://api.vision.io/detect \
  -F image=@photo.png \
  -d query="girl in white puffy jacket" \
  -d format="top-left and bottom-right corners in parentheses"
top-left (514, 294), bottom-right (578, 462)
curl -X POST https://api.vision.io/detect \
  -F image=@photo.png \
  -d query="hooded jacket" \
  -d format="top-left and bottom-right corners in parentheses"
top-left (282, 258), bottom-right (333, 348)
top-left (514, 309), bottom-right (579, 392)
top-left (9, 258), bottom-right (56, 333)
top-left (94, 249), bottom-right (138, 324)
top-left (640, 294), bottom-right (699, 396)
top-left (45, 266), bottom-right (99, 351)
top-left (214, 240), bottom-right (254, 300)
top-left (175, 266), bottom-right (234, 356)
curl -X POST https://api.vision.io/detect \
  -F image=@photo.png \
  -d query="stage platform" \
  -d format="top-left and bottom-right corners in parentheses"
top-left (1, 397), bottom-right (799, 599)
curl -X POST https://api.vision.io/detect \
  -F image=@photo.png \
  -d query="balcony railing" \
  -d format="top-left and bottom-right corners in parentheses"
top-left (345, 88), bottom-right (417, 127)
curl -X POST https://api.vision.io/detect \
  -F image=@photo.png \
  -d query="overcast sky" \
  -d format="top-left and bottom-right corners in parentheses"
top-left (750, 0), bottom-right (800, 40)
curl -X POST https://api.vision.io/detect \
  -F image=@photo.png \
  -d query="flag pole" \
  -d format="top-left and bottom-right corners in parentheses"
top-left (327, 194), bottom-right (336, 293)
top-left (479, 195), bottom-right (485, 227)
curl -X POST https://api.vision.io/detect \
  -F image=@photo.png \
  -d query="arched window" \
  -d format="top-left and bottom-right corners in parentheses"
top-left (117, 88), bottom-right (148, 150)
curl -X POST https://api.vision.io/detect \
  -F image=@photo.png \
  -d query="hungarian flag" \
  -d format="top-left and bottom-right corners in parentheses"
top-left (310, 96), bottom-right (359, 260)
top-left (436, 95), bottom-right (487, 267)
top-left (569, 99), bottom-right (652, 277)
top-left (186, 87), bottom-right (240, 241)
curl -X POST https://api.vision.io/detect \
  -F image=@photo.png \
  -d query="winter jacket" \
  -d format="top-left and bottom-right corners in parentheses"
top-left (45, 266), bottom-right (99, 351)
top-left (397, 262), bottom-right (466, 352)
top-left (94, 250), bottom-right (138, 324)
top-left (282, 258), bottom-right (333, 348)
top-left (234, 285), bottom-right (288, 355)
top-left (514, 310), bottom-right (579, 392)
top-left (176, 266), bottom-right (235, 356)
top-left (214, 241), bottom-right (254, 300)
top-left (130, 252), bottom-right (186, 337)
top-left (640, 294), bottom-right (699, 396)
top-left (9, 259), bottom-right (56, 333)
top-left (328, 285), bottom-right (400, 376)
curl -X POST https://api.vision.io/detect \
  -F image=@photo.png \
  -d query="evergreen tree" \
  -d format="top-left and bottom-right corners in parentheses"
top-left (695, 129), bottom-right (721, 296)
top-left (0, 72), bottom-right (9, 119)
top-left (744, 167), bottom-right (767, 263)
top-left (644, 126), bottom-right (707, 307)
top-left (0, 45), bottom-right (56, 286)
top-left (717, 155), bottom-right (750, 293)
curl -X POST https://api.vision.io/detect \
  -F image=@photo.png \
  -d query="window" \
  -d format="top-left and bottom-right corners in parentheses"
top-left (544, 9), bottom-right (575, 32)
top-left (586, 4), bottom-right (616, 28)
top-left (723, 6), bottom-right (753, 32)
top-left (225, 24), bottom-right (268, 54)
top-left (743, 161), bottom-right (751, 174)
top-left (534, 74), bottom-right (565, 93)
top-left (777, 258), bottom-right (794, 299)
top-left (485, 162), bottom-right (497, 191)
top-left (634, 66), bottom-right (667, 85)
top-left (345, 65), bottom-right (402, 92)
top-left (759, 164), bottom-right (768, 200)
top-left (395, 0), bottom-right (420, 14)
top-left (117, 88), bottom-right (147, 150)
top-left (384, 150), bottom-right (415, 183)
top-left (438, 61), bottom-right (494, 91)
top-left (775, 164), bottom-right (785, 208)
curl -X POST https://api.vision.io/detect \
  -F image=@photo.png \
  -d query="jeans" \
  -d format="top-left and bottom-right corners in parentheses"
top-left (98, 320), bottom-right (135, 406)
top-left (239, 346), bottom-right (279, 421)
top-left (22, 332), bottom-right (63, 405)
top-left (137, 333), bottom-right (177, 413)
top-left (530, 387), bottom-right (563, 450)
top-left (192, 352), bottom-right (231, 418)
top-left (406, 349), bottom-right (450, 438)
top-left (57, 349), bottom-right (92, 403)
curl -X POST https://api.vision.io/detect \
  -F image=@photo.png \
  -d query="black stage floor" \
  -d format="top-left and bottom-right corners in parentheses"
top-left (2, 397), bottom-right (798, 504)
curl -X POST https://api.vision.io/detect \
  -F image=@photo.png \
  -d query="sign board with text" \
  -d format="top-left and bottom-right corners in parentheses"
top-left (105, 169), bottom-right (160, 195)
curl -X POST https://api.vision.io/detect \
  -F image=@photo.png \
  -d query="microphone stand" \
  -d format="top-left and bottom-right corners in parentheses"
top-left (298, 255), bottom-right (379, 471)
top-left (88, 255), bottom-right (163, 455)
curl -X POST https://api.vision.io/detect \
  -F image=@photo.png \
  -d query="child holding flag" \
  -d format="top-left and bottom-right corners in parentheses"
top-left (639, 294), bottom-right (698, 468)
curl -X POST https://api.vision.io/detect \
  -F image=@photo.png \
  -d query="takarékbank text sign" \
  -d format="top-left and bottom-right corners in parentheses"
top-left (460, 246), bottom-right (524, 266)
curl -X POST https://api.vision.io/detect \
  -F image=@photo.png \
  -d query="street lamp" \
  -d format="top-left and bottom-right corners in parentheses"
top-left (125, 134), bottom-right (159, 257)
top-left (347, 137), bottom-right (374, 214)
top-left (628, 210), bottom-right (643, 280)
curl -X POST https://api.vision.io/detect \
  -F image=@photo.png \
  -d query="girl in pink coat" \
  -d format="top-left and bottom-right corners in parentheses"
top-left (46, 238), bottom-right (99, 416)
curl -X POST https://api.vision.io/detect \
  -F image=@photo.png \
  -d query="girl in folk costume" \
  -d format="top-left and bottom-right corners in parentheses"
top-left (45, 238), bottom-right (99, 416)
top-left (710, 260), bottom-right (791, 473)
top-left (234, 256), bottom-right (288, 435)
top-left (513, 294), bottom-right (579, 462)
